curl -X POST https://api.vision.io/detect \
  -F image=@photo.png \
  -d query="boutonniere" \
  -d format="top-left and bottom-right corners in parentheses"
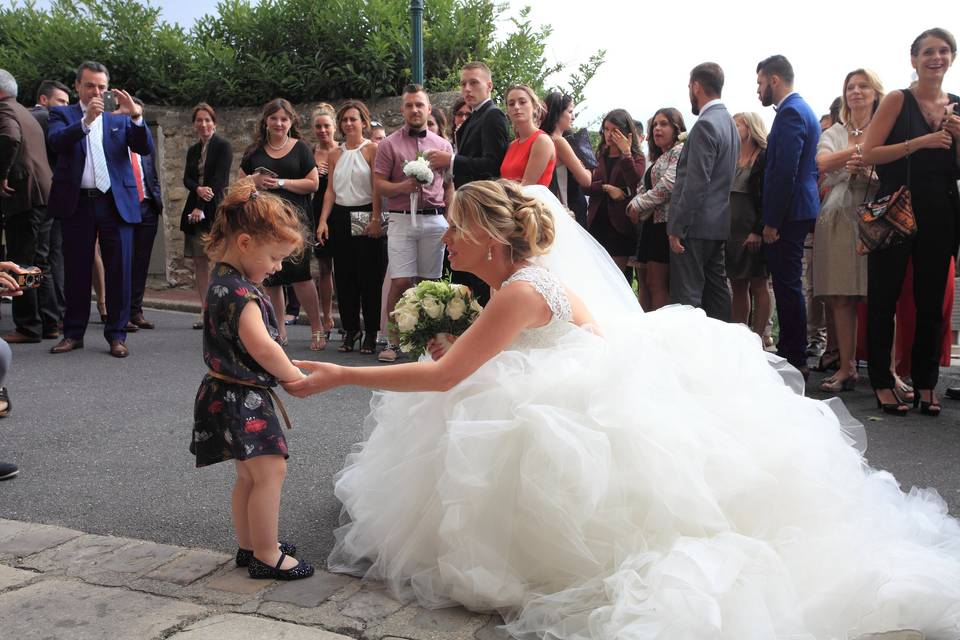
top-left (677, 132), bottom-right (688, 143)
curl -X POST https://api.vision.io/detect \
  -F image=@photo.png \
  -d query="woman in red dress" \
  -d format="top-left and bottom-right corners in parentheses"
top-left (500, 85), bottom-right (556, 187)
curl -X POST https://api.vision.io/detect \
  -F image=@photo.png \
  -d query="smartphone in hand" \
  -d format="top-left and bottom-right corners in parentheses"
top-left (254, 167), bottom-right (279, 178)
top-left (101, 91), bottom-right (118, 112)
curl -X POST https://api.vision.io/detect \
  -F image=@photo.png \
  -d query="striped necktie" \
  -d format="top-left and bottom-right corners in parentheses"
top-left (88, 115), bottom-right (111, 193)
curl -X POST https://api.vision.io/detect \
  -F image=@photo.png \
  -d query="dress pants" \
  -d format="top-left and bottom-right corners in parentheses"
top-left (34, 213), bottom-right (62, 333)
top-left (61, 193), bottom-right (133, 343)
top-left (4, 207), bottom-right (46, 337)
top-left (130, 199), bottom-right (159, 317)
top-left (333, 235), bottom-right (387, 337)
top-left (764, 219), bottom-right (815, 369)
top-left (669, 238), bottom-right (732, 321)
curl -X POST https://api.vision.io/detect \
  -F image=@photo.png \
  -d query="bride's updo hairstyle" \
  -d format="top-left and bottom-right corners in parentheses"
top-left (449, 179), bottom-right (556, 260)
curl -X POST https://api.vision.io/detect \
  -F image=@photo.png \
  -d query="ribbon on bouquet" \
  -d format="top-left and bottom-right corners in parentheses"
top-left (410, 190), bottom-right (419, 227)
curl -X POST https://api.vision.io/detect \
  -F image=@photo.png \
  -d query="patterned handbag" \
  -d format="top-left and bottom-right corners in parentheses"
top-left (855, 98), bottom-right (917, 255)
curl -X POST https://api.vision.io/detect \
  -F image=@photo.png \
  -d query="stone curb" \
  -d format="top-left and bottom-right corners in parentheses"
top-left (0, 518), bottom-right (492, 640)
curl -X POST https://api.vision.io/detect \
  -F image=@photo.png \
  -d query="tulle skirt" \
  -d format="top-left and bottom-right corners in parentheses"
top-left (328, 306), bottom-right (960, 639)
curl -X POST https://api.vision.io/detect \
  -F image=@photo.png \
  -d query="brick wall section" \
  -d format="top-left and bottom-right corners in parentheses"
top-left (145, 91), bottom-right (460, 288)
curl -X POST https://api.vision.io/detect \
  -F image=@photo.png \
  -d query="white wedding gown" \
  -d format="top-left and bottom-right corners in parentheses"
top-left (327, 188), bottom-right (960, 640)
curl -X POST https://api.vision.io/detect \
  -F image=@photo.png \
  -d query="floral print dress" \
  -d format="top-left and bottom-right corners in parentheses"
top-left (191, 263), bottom-right (288, 467)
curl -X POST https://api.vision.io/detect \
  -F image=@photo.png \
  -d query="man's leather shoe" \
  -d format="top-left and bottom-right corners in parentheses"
top-left (2, 330), bottom-right (41, 344)
top-left (124, 322), bottom-right (139, 332)
top-left (109, 340), bottom-right (129, 358)
top-left (50, 337), bottom-right (83, 354)
top-left (945, 387), bottom-right (960, 401)
top-left (130, 314), bottom-right (155, 330)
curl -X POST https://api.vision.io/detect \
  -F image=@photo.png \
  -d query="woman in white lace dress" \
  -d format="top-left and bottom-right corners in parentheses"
top-left (286, 181), bottom-right (960, 640)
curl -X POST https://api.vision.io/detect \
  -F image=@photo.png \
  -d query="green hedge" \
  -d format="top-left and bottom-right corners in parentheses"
top-left (0, 0), bottom-right (603, 107)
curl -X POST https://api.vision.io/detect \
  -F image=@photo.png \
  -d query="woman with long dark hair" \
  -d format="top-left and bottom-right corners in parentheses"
top-left (542, 92), bottom-right (593, 224)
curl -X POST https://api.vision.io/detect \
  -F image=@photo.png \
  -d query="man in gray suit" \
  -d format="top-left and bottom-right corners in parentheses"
top-left (667, 62), bottom-right (739, 321)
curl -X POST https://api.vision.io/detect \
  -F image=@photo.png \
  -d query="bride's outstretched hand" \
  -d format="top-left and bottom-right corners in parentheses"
top-left (283, 360), bottom-right (341, 397)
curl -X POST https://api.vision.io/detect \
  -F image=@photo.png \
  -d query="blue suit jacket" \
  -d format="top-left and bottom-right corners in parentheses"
top-left (47, 104), bottom-right (154, 223)
top-left (761, 93), bottom-right (820, 229)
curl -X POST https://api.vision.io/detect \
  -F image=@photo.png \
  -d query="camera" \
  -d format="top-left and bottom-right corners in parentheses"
top-left (101, 91), bottom-right (118, 112)
top-left (0, 269), bottom-right (44, 290)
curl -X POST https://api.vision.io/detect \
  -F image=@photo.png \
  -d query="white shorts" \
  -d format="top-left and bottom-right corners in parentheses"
top-left (387, 212), bottom-right (448, 279)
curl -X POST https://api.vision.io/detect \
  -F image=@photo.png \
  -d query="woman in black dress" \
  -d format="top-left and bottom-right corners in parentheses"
top-left (239, 98), bottom-right (322, 350)
top-left (862, 27), bottom-right (960, 416)
top-left (182, 103), bottom-right (233, 328)
top-left (310, 103), bottom-right (338, 350)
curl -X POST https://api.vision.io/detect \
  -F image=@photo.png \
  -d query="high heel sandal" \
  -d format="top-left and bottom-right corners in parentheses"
top-left (338, 330), bottom-right (362, 353)
top-left (359, 334), bottom-right (377, 354)
top-left (913, 390), bottom-right (942, 417)
top-left (874, 389), bottom-right (909, 416)
top-left (236, 541), bottom-right (296, 567)
top-left (813, 349), bottom-right (840, 372)
top-left (819, 373), bottom-right (858, 393)
top-left (247, 552), bottom-right (314, 580)
top-left (310, 330), bottom-right (327, 351)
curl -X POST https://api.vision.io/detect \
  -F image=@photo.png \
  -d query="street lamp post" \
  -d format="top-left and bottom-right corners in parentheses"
top-left (410, 0), bottom-right (424, 84)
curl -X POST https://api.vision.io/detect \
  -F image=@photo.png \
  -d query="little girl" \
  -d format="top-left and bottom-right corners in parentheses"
top-left (191, 178), bottom-right (313, 581)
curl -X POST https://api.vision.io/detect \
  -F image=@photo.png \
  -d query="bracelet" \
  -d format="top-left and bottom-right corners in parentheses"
top-left (904, 139), bottom-right (911, 156)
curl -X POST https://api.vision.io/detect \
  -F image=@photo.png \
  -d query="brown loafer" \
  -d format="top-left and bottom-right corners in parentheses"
top-left (130, 314), bottom-right (155, 330)
top-left (2, 330), bottom-right (41, 344)
top-left (109, 340), bottom-right (129, 358)
top-left (50, 337), bottom-right (84, 354)
top-left (123, 322), bottom-right (140, 332)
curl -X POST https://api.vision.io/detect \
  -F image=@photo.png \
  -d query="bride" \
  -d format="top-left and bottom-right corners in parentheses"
top-left (284, 181), bottom-right (960, 639)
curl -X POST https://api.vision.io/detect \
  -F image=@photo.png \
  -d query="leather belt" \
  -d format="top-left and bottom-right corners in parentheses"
top-left (388, 208), bottom-right (445, 215)
top-left (80, 188), bottom-right (109, 198)
top-left (205, 369), bottom-right (293, 429)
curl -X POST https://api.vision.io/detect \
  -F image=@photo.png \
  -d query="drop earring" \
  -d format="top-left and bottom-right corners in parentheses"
top-left (486, 246), bottom-right (493, 261)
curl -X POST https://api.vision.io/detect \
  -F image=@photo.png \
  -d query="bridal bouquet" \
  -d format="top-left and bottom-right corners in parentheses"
top-left (402, 155), bottom-right (434, 227)
top-left (390, 279), bottom-right (483, 357)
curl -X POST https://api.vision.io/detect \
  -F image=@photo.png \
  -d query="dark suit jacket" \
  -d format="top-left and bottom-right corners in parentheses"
top-left (139, 148), bottom-right (162, 214)
top-left (29, 106), bottom-right (57, 169)
top-left (0, 96), bottom-right (53, 215)
top-left (668, 102), bottom-right (739, 241)
top-left (452, 99), bottom-right (509, 188)
top-left (181, 134), bottom-right (233, 233)
top-left (762, 93), bottom-right (820, 228)
top-left (585, 151), bottom-right (646, 235)
top-left (47, 103), bottom-right (154, 223)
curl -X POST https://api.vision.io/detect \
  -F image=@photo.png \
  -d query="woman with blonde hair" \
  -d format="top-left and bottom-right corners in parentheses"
top-left (727, 111), bottom-right (771, 339)
top-left (309, 103), bottom-right (338, 349)
top-left (500, 85), bottom-right (556, 186)
top-left (813, 69), bottom-right (884, 393)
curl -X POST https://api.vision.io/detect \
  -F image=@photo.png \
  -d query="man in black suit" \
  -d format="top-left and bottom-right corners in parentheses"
top-left (425, 61), bottom-right (509, 303)
top-left (0, 69), bottom-right (54, 343)
top-left (30, 80), bottom-right (70, 339)
top-left (127, 98), bottom-right (162, 330)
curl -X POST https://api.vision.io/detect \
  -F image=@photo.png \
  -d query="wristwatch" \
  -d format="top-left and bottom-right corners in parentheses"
top-left (277, 178), bottom-right (286, 189)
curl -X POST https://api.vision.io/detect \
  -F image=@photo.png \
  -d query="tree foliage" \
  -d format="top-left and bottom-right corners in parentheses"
top-left (0, 0), bottom-right (603, 108)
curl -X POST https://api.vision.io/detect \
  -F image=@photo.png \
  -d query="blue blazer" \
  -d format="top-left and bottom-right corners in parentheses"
top-left (761, 93), bottom-right (820, 229)
top-left (47, 104), bottom-right (154, 223)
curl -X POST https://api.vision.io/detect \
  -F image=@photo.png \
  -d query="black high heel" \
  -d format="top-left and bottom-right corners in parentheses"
top-left (913, 390), bottom-right (942, 417)
top-left (235, 541), bottom-right (296, 567)
top-left (874, 389), bottom-right (909, 416)
top-left (338, 330), bottom-right (362, 353)
top-left (247, 552), bottom-right (314, 580)
top-left (359, 334), bottom-right (377, 354)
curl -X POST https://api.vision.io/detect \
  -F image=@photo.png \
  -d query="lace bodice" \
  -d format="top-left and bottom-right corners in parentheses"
top-left (501, 266), bottom-right (576, 351)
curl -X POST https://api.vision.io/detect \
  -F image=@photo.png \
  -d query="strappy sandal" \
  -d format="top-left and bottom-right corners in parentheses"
top-left (914, 390), bottom-right (942, 417)
top-left (247, 552), bottom-right (314, 580)
top-left (359, 334), bottom-right (377, 354)
top-left (0, 387), bottom-right (10, 418)
top-left (874, 388), bottom-right (909, 416)
top-left (338, 330), bottom-right (361, 353)
top-left (310, 330), bottom-right (327, 351)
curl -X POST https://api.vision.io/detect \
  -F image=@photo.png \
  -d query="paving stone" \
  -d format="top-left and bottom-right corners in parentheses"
top-left (0, 564), bottom-right (38, 590)
top-left (364, 603), bottom-right (488, 640)
top-left (0, 578), bottom-right (207, 640)
top-left (203, 566), bottom-right (274, 594)
top-left (145, 548), bottom-right (231, 585)
top-left (264, 571), bottom-right (353, 608)
top-left (474, 616), bottom-right (511, 640)
top-left (0, 519), bottom-right (32, 542)
top-left (257, 600), bottom-right (365, 636)
top-left (855, 633), bottom-right (923, 640)
top-left (338, 587), bottom-right (404, 622)
top-left (170, 613), bottom-right (353, 639)
top-left (92, 540), bottom-right (183, 574)
top-left (0, 523), bottom-right (81, 558)
top-left (17, 533), bottom-right (133, 574)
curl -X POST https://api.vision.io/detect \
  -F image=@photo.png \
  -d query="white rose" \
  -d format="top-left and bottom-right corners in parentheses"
top-left (451, 284), bottom-right (469, 298)
top-left (421, 296), bottom-right (443, 320)
top-left (396, 310), bottom-right (419, 333)
top-left (446, 297), bottom-right (466, 320)
top-left (469, 299), bottom-right (483, 314)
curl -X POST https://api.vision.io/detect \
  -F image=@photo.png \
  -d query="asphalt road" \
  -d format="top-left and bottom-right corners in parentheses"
top-left (1, 305), bottom-right (959, 568)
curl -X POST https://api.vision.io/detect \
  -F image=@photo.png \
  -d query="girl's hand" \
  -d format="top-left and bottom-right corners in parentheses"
top-left (197, 186), bottom-right (215, 201)
top-left (603, 184), bottom-right (626, 201)
top-left (944, 111), bottom-right (960, 141)
top-left (316, 222), bottom-right (329, 245)
top-left (364, 218), bottom-right (384, 238)
top-left (610, 129), bottom-right (632, 155)
top-left (283, 360), bottom-right (341, 397)
top-left (188, 208), bottom-right (204, 224)
top-left (317, 161), bottom-right (329, 176)
top-left (626, 199), bottom-right (641, 223)
top-left (743, 233), bottom-right (762, 252)
top-left (426, 334), bottom-right (457, 360)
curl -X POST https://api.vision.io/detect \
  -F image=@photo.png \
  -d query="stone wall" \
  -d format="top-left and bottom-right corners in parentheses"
top-left (145, 91), bottom-right (460, 288)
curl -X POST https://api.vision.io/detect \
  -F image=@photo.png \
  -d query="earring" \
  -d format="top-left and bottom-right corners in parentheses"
top-left (486, 247), bottom-right (493, 261)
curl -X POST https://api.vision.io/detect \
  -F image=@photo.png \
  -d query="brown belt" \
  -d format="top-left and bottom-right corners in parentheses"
top-left (206, 370), bottom-right (293, 429)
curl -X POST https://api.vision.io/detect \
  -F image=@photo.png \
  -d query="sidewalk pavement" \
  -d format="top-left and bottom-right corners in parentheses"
top-left (0, 518), bottom-right (500, 640)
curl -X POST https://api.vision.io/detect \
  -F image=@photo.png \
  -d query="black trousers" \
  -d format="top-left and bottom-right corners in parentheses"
top-left (333, 234), bottom-right (387, 336)
top-left (4, 207), bottom-right (53, 337)
top-left (130, 200), bottom-right (160, 316)
top-left (867, 180), bottom-right (959, 390)
top-left (35, 213), bottom-right (63, 332)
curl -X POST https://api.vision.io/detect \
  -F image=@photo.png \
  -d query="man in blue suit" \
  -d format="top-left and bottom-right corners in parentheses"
top-left (756, 55), bottom-right (820, 376)
top-left (47, 61), bottom-right (154, 358)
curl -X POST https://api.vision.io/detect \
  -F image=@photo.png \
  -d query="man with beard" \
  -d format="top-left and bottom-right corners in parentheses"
top-left (666, 62), bottom-right (739, 321)
top-left (756, 55), bottom-right (820, 377)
